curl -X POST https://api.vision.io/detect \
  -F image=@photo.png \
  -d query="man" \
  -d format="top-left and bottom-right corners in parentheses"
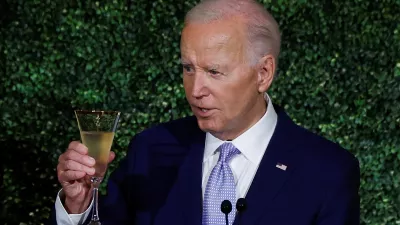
top-left (51, 0), bottom-right (360, 224)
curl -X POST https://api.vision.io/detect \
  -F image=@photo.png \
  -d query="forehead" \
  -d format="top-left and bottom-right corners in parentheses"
top-left (180, 19), bottom-right (247, 63)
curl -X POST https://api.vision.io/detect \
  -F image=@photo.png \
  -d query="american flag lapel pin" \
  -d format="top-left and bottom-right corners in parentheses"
top-left (276, 163), bottom-right (287, 171)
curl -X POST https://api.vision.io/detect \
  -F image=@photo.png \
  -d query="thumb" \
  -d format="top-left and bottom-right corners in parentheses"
top-left (108, 151), bottom-right (116, 163)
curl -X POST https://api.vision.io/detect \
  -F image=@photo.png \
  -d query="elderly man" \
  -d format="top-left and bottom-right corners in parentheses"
top-left (51, 0), bottom-right (360, 224)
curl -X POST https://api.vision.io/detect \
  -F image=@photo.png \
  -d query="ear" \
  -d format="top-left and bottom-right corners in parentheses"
top-left (257, 54), bottom-right (275, 93)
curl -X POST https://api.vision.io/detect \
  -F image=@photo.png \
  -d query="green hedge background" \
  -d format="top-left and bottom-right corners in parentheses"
top-left (0, 0), bottom-right (399, 224)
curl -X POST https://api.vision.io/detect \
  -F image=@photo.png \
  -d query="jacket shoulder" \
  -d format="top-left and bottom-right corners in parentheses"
top-left (128, 116), bottom-right (201, 149)
top-left (275, 106), bottom-right (359, 179)
top-left (288, 121), bottom-right (360, 184)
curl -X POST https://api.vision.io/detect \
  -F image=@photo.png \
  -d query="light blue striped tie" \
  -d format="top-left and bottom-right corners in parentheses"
top-left (202, 142), bottom-right (240, 225)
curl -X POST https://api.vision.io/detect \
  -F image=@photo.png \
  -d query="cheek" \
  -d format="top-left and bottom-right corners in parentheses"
top-left (215, 91), bottom-right (239, 116)
top-left (183, 77), bottom-right (192, 94)
top-left (220, 86), bottom-right (255, 116)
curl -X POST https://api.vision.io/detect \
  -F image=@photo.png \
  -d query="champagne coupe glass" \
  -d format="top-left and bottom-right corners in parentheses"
top-left (75, 110), bottom-right (121, 225)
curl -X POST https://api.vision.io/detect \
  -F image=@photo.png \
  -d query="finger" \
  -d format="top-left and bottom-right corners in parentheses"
top-left (58, 170), bottom-right (86, 183)
top-left (108, 151), bottom-right (116, 163)
top-left (57, 162), bottom-right (92, 181)
top-left (62, 160), bottom-right (95, 175)
top-left (68, 141), bottom-right (88, 155)
top-left (59, 150), bottom-right (95, 167)
top-left (84, 175), bottom-right (93, 186)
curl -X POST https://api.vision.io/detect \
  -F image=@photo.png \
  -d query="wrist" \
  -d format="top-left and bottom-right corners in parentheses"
top-left (64, 198), bottom-right (84, 214)
top-left (62, 191), bottom-right (92, 214)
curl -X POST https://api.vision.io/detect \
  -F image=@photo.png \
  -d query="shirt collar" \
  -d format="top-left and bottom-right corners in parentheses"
top-left (203, 94), bottom-right (278, 163)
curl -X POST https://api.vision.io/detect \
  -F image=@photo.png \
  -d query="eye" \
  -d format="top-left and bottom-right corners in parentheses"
top-left (182, 64), bottom-right (194, 73)
top-left (208, 69), bottom-right (220, 76)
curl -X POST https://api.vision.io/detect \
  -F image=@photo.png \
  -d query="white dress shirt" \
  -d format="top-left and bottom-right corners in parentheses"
top-left (55, 190), bottom-right (92, 224)
top-left (202, 94), bottom-right (277, 198)
top-left (55, 94), bottom-right (277, 225)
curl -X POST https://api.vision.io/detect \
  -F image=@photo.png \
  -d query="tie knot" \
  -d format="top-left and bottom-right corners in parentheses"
top-left (218, 142), bottom-right (240, 163)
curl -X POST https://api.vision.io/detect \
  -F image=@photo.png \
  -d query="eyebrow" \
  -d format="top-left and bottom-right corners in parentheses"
top-left (179, 58), bottom-right (191, 65)
top-left (207, 64), bottom-right (220, 70)
top-left (179, 58), bottom-right (224, 71)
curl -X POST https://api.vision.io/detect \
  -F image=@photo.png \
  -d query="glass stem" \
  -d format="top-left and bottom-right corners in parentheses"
top-left (91, 187), bottom-right (100, 222)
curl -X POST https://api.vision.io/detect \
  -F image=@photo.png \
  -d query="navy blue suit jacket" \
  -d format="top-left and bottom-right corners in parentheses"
top-left (51, 106), bottom-right (360, 225)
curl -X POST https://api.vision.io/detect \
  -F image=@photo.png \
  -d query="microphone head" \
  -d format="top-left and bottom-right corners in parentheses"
top-left (221, 200), bottom-right (232, 214)
top-left (236, 198), bottom-right (247, 212)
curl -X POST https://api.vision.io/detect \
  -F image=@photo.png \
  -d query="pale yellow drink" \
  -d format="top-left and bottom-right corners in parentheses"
top-left (80, 131), bottom-right (115, 177)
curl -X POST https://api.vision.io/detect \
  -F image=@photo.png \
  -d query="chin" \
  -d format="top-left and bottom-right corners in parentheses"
top-left (195, 116), bottom-right (222, 134)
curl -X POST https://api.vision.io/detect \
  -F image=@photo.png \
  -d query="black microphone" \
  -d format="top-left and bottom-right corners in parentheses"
top-left (221, 200), bottom-right (232, 225)
top-left (236, 198), bottom-right (247, 225)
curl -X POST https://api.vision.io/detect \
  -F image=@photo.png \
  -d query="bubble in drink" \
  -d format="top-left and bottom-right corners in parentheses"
top-left (80, 131), bottom-right (115, 177)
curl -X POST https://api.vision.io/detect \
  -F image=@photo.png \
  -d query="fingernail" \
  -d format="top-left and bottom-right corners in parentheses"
top-left (88, 157), bottom-right (95, 165)
top-left (90, 168), bottom-right (95, 175)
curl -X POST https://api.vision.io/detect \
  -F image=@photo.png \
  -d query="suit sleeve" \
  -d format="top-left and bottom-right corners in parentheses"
top-left (48, 135), bottom-right (141, 225)
top-left (316, 155), bottom-right (360, 225)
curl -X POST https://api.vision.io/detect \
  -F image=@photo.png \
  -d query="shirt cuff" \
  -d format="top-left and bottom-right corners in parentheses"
top-left (55, 189), bottom-right (93, 225)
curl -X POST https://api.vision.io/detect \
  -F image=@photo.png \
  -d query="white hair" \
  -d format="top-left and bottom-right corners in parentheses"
top-left (184, 0), bottom-right (281, 67)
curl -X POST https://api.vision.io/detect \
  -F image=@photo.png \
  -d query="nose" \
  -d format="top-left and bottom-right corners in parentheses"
top-left (191, 73), bottom-right (210, 99)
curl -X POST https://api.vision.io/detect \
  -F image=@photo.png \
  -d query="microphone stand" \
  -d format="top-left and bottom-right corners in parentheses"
top-left (236, 198), bottom-right (247, 225)
top-left (221, 200), bottom-right (232, 225)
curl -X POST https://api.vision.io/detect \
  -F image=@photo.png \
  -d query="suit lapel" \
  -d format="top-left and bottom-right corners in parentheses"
top-left (235, 109), bottom-right (297, 225)
top-left (179, 129), bottom-right (205, 225)
top-left (174, 108), bottom-right (298, 225)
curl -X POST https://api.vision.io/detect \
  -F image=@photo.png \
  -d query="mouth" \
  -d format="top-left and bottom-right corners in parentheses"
top-left (192, 106), bottom-right (215, 117)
